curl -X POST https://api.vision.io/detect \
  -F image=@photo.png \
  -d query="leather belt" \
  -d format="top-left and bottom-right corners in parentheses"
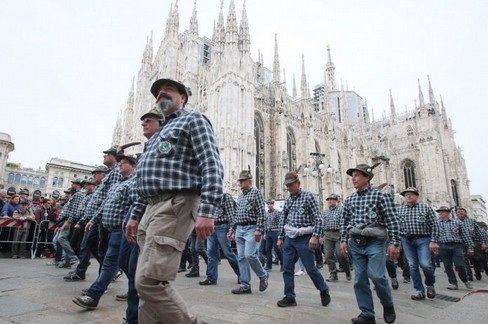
top-left (214, 221), bottom-right (229, 226)
top-left (146, 190), bottom-right (199, 205)
top-left (236, 221), bottom-right (257, 226)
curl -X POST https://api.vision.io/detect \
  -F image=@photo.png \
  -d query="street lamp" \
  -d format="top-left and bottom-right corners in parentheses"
top-left (304, 152), bottom-right (326, 210)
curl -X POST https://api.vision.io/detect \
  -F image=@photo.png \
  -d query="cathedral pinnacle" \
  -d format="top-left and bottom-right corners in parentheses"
top-left (239, 0), bottom-right (250, 52)
top-left (428, 75), bottom-right (435, 105)
top-left (389, 89), bottom-right (397, 122)
top-left (225, 0), bottom-right (238, 45)
top-left (326, 44), bottom-right (336, 91)
top-left (273, 33), bottom-right (280, 83)
top-left (301, 54), bottom-right (309, 98)
top-left (418, 78), bottom-right (425, 107)
top-left (189, 0), bottom-right (198, 36)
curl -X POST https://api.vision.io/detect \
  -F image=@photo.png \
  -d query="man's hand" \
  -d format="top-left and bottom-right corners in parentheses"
top-left (277, 239), bottom-right (284, 250)
top-left (125, 219), bottom-right (139, 244)
top-left (387, 245), bottom-right (401, 261)
top-left (429, 242), bottom-right (440, 255)
top-left (195, 216), bottom-right (214, 241)
top-left (340, 243), bottom-right (349, 256)
top-left (467, 248), bottom-right (474, 256)
top-left (85, 222), bottom-right (94, 232)
top-left (319, 237), bottom-right (324, 245)
top-left (74, 224), bottom-right (81, 231)
top-left (63, 221), bottom-right (70, 230)
top-left (227, 230), bottom-right (234, 241)
top-left (309, 236), bottom-right (319, 249)
top-left (254, 231), bottom-right (262, 242)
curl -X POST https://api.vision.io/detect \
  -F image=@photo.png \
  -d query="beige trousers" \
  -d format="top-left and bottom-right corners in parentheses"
top-left (135, 192), bottom-right (199, 324)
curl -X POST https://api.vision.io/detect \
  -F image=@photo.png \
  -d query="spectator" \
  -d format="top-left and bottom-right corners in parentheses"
top-left (1, 195), bottom-right (20, 217)
top-left (11, 200), bottom-right (35, 258)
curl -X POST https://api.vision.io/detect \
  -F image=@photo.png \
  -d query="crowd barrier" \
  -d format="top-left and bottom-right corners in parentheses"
top-left (0, 218), bottom-right (57, 259)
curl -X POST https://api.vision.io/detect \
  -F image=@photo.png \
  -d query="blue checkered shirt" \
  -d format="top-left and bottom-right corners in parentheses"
top-left (133, 108), bottom-right (223, 219)
top-left (214, 193), bottom-right (235, 223)
top-left (231, 187), bottom-right (266, 232)
top-left (397, 203), bottom-right (439, 242)
top-left (83, 167), bottom-right (121, 222)
top-left (458, 217), bottom-right (488, 245)
top-left (322, 205), bottom-right (343, 231)
top-left (438, 218), bottom-right (474, 248)
top-left (92, 174), bottom-right (136, 230)
top-left (278, 190), bottom-right (323, 239)
top-left (75, 192), bottom-right (94, 225)
top-left (265, 208), bottom-right (281, 232)
top-left (341, 186), bottom-right (400, 246)
top-left (59, 190), bottom-right (85, 223)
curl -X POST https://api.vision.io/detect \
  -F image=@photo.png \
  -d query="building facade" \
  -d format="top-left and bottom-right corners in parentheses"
top-left (111, 1), bottom-right (471, 211)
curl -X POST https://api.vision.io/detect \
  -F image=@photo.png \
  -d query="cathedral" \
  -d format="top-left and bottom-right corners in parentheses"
top-left (111, 0), bottom-right (470, 210)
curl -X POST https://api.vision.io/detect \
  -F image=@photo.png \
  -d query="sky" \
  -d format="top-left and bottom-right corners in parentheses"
top-left (1, 0), bottom-right (487, 200)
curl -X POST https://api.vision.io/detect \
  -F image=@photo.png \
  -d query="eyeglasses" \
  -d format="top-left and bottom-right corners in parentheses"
top-left (141, 118), bottom-right (158, 124)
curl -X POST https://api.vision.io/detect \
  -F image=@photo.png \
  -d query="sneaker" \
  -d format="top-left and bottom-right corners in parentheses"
top-left (177, 267), bottom-right (186, 273)
top-left (403, 278), bottom-right (410, 284)
top-left (112, 270), bottom-right (123, 281)
top-left (259, 273), bottom-right (269, 292)
top-left (447, 283), bottom-right (458, 290)
top-left (115, 292), bottom-right (128, 301)
top-left (64, 273), bottom-right (85, 282)
top-left (72, 295), bottom-right (98, 310)
top-left (295, 270), bottom-right (306, 276)
top-left (383, 305), bottom-right (396, 324)
top-left (326, 275), bottom-right (338, 282)
top-left (411, 290), bottom-right (426, 300)
top-left (464, 281), bottom-right (473, 289)
top-left (351, 314), bottom-right (376, 324)
top-left (231, 286), bottom-right (252, 295)
top-left (320, 290), bottom-right (331, 306)
top-left (81, 288), bottom-right (88, 296)
top-left (277, 296), bottom-right (297, 307)
top-left (426, 285), bottom-right (436, 299)
top-left (391, 278), bottom-right (399, 290)
top-left (199, 278), bottom-right (216, 286)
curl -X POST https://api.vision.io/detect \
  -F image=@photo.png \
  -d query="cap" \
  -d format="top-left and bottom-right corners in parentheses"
top-left (71, 178), bottom-right (85, 185)
top-left (116, 154), bottom-right (137, 165)
top-left (103, 145), bottom-right (118, 155)
top-left (400, 187), bottom-right (420, 196)
top-left (63, 188), bottom-right (72, 194)
top-left (19, 188), bottom-right (29, 195)
top-left (83, 179), bottom-right (96, 186)
top-left (346, 163), bottom-right (378, 179)
top-left (150, 78), bottom-right (192, 105)
top-left (436, 206), bottom-right (451, 212)
top-left (326, 194), bottom-right (340, 201)
top-left (284, 171), bottom-right (300, 185)
top-left (237, 170), bottom-right (252, 181)
top-left (91, 165), bottom-right (108, 174)
top-left (19, 199), bottom-right (29, 205)
top-left (140, 106), bottom-right (164, 120)
top-left (266, 200), bottom-right (275, 204)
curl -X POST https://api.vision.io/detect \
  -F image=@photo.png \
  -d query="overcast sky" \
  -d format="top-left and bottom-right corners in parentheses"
top-left (1, 0), bottom-right (487, 201)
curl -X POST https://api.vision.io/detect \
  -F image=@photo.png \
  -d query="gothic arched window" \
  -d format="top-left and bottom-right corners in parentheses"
top-left (286, 128), bottom-right (297, 171)
top-left (451, 179), bottom-right (460, 206)
top-left (7, 173), bottom-right (14, 184)
top-left (14, 173), bottom-right (21, 185)
top-left (402, 159), bottom-right (417, 188)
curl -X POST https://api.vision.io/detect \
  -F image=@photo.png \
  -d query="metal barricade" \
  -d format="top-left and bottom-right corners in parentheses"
top-left (0, 218), bottom-right (39, 259)
top-left (33, 220), bottom-right (58, 259)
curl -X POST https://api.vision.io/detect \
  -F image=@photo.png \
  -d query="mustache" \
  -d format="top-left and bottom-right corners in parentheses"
top-left (156, 93), bottom-right (172, 102)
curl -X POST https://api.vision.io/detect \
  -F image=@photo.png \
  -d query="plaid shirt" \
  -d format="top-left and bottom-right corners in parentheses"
top-left (231, 187), bottom-right (266, 232)
top-left (59, 190), bottom-right (85, 223)
top-left (397, 203), bottom-right (439, 242)
top-left (134, 108), bottom-right (223, 219)
top-left (438, 218), bottom-right (474, 248)
top-left (265, 208), bottom-right (281, 232)
top-left (94, 174), bottom-right (136, 230)
top-left (341, 186), bottom-right (400, 246)
top-left (279, 190), bottom-right (322, 239)
top-left (322, 205), bottom-right (343, 231)
top-left (84, 167), bottom-right (121, 222)
top-left (214, 193), bottom-right (235, 223)
top-left (458, 217), bottom-right (488, 245)
top-left (75, 192), bottom-right (94, 225)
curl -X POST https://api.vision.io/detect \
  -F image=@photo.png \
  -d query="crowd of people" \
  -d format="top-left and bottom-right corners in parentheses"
top-left (2, 78), bottom-right (488, 324)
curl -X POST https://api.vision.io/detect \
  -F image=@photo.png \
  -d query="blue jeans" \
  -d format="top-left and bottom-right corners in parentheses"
top-left (265, 231), bottom-right (283, 269)
top-left (439, 243), bottom-right (468, 284)
top-left (235, 225), bottom-right (267, 289)
top-left (401, 237), bottom-right (435, 292)
top-left (58, 224), bottom-right (78, 264)
top-left (350, 238), bottom-right (393, 318)
top-left (282, 235), bottom-right (329, 298)
top-left (86, 229), bottom-right (122, 302)
top-left (206, 224), bottom-right (240, 282)
top-left (119, 233), bottom-right (139, 323)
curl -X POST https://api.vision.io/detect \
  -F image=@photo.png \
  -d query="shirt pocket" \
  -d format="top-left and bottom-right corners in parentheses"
top-left (156, 129), bottom-right (183, 157)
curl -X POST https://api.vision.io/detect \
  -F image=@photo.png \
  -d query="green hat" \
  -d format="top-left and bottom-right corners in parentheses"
top-left (326, 194), bottom-right (340, 201)
top-left (150, 78), bottom-right (192, 105)
top-left (83, 179), bottom-right (96, 186)
top-left (71, 178), bottom-right (85, 185)
top-left (140, 106), bottom-right (164, 120)
top-left (346, 163), bottom-right (379, 179)
top-left (454, 206), bottom-right (467, 212)
top-left (237, 170), bottom-right (252, 181)
top-left (284, 171), bottom-right (300, 185)
top-left (103, 145), bottom-right (118, 155)
top-left (116, 154), bottom-right (137, 166)
top-left (400, 187), bottom-right (420, 196)
top-left (91, 165), bottom-right (108, 174)
top-left (436, 206), bottom-right (451, 212)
